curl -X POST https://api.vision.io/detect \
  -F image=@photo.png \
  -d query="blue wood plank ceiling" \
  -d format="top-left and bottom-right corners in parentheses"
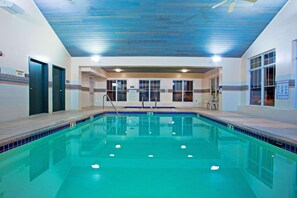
top-left (33, 0), bottom-right (288, 57)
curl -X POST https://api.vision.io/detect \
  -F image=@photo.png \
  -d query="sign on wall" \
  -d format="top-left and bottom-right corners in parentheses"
top-left (276, 80), bottom-right (289, 99)
top-left (128, 86), bottom-right (137, 93)
top-left (16, 70), bottom-right (25, 77)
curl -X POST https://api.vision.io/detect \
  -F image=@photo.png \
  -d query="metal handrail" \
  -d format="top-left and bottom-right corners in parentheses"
top-left (103, 95), bottom-right (119, 116)
top-left (142, 96), bottom-right (144, 108)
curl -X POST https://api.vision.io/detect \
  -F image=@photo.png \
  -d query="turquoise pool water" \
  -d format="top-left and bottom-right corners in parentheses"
top-left (0, 113), bottom-right (296, 198)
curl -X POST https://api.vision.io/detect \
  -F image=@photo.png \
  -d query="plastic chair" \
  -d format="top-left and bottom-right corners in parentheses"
top-left (207, 96), bottom-right (219, 110)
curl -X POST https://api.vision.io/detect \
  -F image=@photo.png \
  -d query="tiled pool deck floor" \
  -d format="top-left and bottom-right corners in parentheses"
top-left (0, 107), bottom-right (297, 152)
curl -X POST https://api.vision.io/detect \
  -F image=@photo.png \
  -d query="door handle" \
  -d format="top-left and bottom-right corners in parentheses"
top-left (60, 90), bottom-right (63, 92)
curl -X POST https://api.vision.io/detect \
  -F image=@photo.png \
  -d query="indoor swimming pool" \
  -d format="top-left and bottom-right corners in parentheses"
top-left (0, 113), bottom-right (296, 198)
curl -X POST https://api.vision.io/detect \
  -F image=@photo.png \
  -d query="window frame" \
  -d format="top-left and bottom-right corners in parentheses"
top-left (249, 50), bottom-right (276, 106)
top-left (139, 80), bottom-right (160, 102)
top-left (173, 80), bottom-right (193, 102)
top-left (106, 80), bottom-right (127, 101)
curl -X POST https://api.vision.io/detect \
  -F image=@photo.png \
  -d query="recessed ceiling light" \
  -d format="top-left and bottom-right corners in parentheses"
top-left (212, 55), bottom-right (222, 63)
top-left (115, 68), bottom-right (122, 72)
top-left (181, 145), bottom-right (187, 149)
top-left (115, 144), bottom-right (121, 149)
top-left (109, 154), bottom-right (115, 157)
top-left (187, 155), bottom-right (193, 158)
top-left (91, 55), bottom-right (101, 62)
top-left (181, 69), bottom-right (189, 73)
top-left (148, 154), bottom-right (154, 158)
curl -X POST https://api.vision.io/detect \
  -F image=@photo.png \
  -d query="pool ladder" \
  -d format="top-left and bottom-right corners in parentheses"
top-left (141, 97), bottom-right (158, 108)
top-left (103, 94), bottom-right (119, 116)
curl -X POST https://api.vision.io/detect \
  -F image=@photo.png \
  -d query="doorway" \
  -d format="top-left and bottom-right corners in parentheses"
top-left (89, 77), bottom-right (94, 106)
top-left (52, 66), bottom-right (65, 112)
top-left (29, 58), bottom-right (48, 116)
top-left (295, 40), bottom-right (297, 108)
top-left (210, 76), bottom-right (219, 99)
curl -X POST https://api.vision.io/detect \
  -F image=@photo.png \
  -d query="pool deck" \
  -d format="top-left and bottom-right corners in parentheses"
top-left (0, 107), bottom-right (297, 151)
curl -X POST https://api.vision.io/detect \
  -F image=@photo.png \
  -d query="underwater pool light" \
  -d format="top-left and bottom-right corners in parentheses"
top-left (91, 164), bottom-right (100, 169)
top-left (211, 166), bottom-right (220, 171)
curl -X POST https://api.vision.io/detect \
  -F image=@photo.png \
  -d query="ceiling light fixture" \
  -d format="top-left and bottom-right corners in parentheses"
top-left (115, 68), bottom-right (122, 72)
top-left (212, 55), bottom-right (222, 63)
top-left (91, 55), bottom-right (101, 62)
top-left (181, 69), bottom-right (189, 73)
top-left (0, 0), bottom-right (24, 14)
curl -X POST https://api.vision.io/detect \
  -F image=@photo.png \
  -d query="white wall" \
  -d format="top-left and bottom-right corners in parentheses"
top-left (80, 75), bottom-right (90, 108)
top-left (71, 57), bottom-right (241, 111)
top-left (241, 0), bottom-right (297, 109)
top-left (0, 0), bottom-right (71, 121)
top-left (0, 0), bottom-right (70, 73)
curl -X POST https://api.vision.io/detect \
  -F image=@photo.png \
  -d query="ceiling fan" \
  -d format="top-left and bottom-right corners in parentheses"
top-left (212, 0), bottom-right (257, 13)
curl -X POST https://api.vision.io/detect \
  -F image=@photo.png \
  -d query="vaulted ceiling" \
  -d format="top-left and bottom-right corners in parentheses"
top-left (33, 0), bottom-right (288, 57)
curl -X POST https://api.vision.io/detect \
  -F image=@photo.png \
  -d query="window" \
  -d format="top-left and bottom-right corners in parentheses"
top-left (107, 80), bottom-right (116, 101)
top-left (139, 80), bottom-right (160, 102)
top-left (173, 81), bottom-right (182, 102)
top-left (117, 80), bottom-right (127, 101)
top-left (106, 80), bottom-right (127, 101)
top-left (250, 57), bottom-right (262, 105)
top-left (250, 51), bottom-right (276, 106)
top-left (173, 80), bottom-right (193, 102)
top-left (150, 80), bottom-right (160, 101)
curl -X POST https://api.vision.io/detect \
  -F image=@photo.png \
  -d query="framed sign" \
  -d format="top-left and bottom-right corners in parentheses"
top-left (276, 80), bottom-right (289, 99)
